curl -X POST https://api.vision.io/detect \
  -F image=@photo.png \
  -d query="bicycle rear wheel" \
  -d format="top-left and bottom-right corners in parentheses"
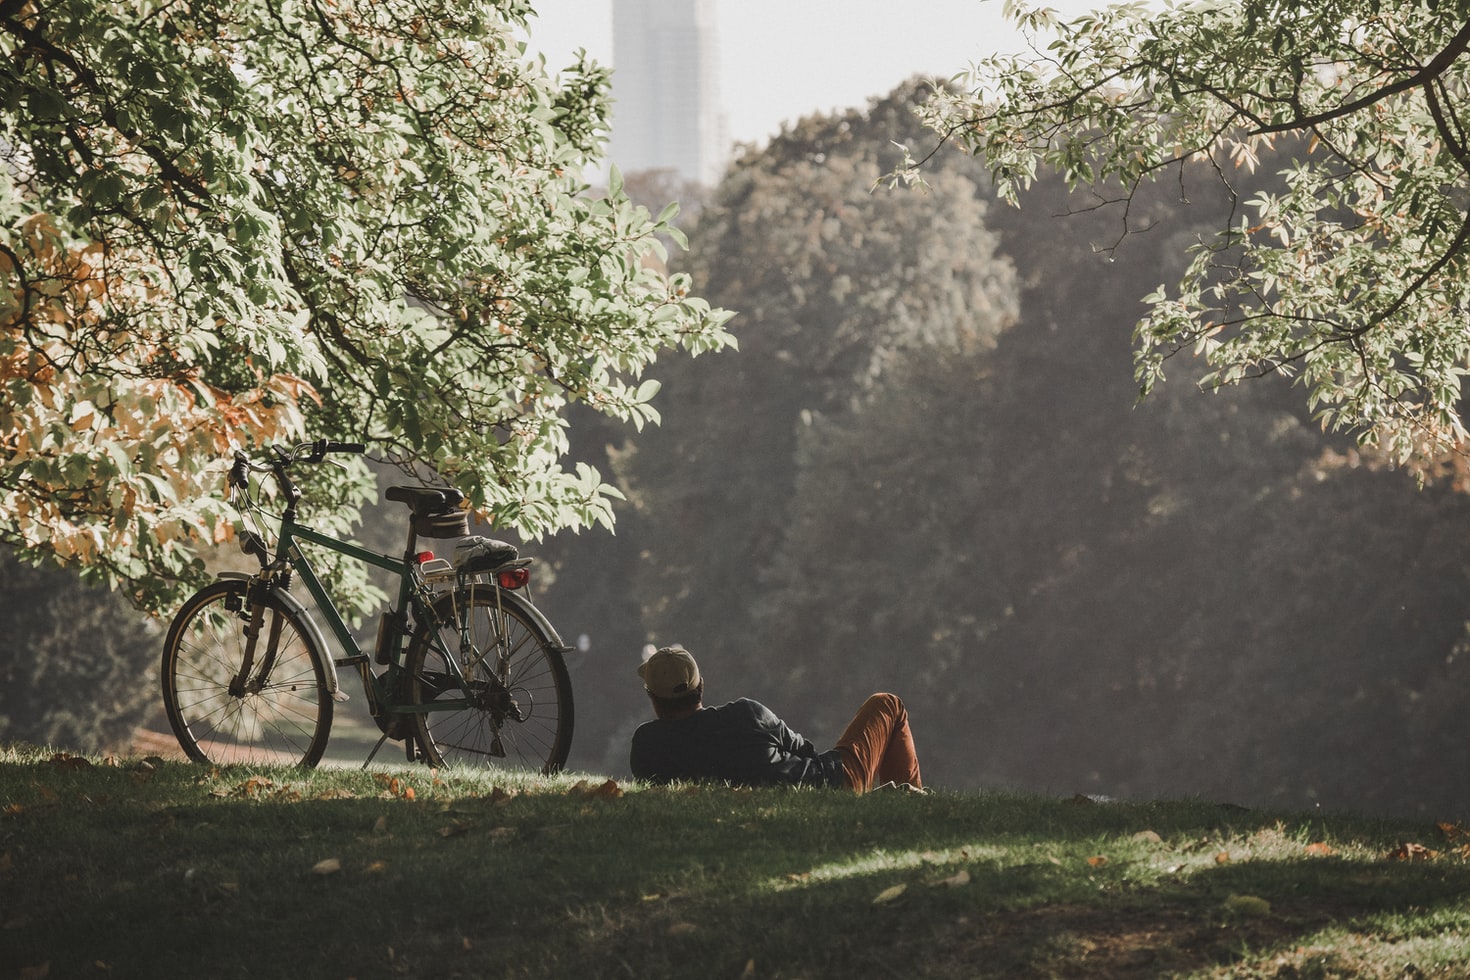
top-left (407, 587), bottom-right (573, 774)
top-left (161, 579), bottom-right (333, 767)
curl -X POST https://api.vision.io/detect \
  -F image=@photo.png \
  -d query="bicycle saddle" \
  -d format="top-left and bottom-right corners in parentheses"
top-left (386, 485), bottom-right (465, 516)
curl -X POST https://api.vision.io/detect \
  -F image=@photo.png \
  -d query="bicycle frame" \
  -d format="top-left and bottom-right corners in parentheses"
top-left (245, 502), bottom-right (469, 728)
top-left (164, 439), bottom-right (574, 772)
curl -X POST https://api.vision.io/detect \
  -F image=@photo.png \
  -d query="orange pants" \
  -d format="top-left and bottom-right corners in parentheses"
top-left (835, 693), bottom-right (922, 792)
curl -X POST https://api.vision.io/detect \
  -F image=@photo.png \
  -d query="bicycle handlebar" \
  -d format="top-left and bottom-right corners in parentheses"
top-left (303, 439), bottom-right (367, 463)
top-left (229, 440), bottom-right (367, 489)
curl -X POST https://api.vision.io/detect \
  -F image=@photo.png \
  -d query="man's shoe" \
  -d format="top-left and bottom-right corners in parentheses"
top-left (874, 781), bottom-right (928, 795)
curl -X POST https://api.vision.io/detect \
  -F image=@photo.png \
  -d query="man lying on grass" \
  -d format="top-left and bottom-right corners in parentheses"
top-left (629, 645), bottom-right (924, 793)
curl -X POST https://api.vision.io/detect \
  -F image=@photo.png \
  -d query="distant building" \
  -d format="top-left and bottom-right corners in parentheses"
top-left (610, 0), bottom-right (727, 186)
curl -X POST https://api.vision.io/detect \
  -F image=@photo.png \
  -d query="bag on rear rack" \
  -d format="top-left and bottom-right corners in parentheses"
top-left (453, 536), bottom-right (519, 576)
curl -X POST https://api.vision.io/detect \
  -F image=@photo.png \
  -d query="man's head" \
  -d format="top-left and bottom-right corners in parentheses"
top-left (639, 645), bottom-right (704, 718)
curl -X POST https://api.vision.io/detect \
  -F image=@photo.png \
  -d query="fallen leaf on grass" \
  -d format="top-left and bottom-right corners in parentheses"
top-left (488, 786), bottom-right (517, 806)
top-left (47, 753), bottom-right (91, 770)
top-left (1304, 842), bottom-right (1335, 857)
top-left (311, 858), bottom-right (342, 876)
top-left (1388, 842), bottom-right (1439, 862)
top-left (1215, 852), bottom-right (1231, 865)
top-left (373, 774), bottom-right (416, 800)
top-left (1086, 856), bottom-right (1108, 868)
top-left (1132, 830), bottom-right (1163, 844)
top-left (568, 779), bottom-right (624, 800)
top-left (931, 869), bottom-right (970, 888)
top-left (872, 883), bottom-right (907, 905)
top-left (220, 776), bottom-right (296, 800)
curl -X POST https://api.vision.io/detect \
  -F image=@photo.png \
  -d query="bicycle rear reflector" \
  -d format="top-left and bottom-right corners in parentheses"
top-left (497, 567), bottom-right (531, 590)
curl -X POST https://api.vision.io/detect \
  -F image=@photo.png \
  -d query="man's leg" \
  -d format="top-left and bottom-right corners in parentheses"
top-left (834, 693), bottom-right (922, 792)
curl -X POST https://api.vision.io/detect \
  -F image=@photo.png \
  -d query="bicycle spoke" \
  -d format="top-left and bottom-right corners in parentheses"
top-left (162, 581), bottom-right (332, 767)
top-left (409, 590), bottom-right (572, 773)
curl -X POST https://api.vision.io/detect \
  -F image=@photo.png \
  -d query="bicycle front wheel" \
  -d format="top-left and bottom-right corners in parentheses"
top-left (407, 587), bottom-right (573, 774)
top-left (161, 579), bottom-right (333, 767)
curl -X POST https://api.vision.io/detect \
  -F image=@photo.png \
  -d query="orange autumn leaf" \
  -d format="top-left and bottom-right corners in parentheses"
top-left (1438, 822), bottom-right (1470, 844)
top-left (1387, 843), bottom-right (1439, 862)
top-left (567, 778), bottom-right (624, 800)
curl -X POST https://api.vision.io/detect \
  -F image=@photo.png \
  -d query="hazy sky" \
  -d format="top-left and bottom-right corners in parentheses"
top-left (524, 0), bottom-right (1110, 148)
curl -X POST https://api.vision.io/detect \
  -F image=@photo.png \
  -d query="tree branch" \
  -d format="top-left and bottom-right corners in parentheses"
top-left (1251, 20), bottom-right (1470, 136)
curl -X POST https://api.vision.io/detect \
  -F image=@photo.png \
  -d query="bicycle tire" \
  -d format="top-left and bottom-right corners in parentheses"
top-left (161, 579), bottom-right (333, 767)
top-left (406, 586), bottom-right (573, 774)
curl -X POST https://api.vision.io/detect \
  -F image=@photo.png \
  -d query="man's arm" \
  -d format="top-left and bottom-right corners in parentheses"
top-left (629, 723), bottom-right (669, 782)
top-left (746, 700), bottom-right (819, 760)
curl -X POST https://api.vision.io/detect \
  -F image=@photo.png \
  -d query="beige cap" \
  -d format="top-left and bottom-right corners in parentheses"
top-left (638, 646), bottom-right (701, 699)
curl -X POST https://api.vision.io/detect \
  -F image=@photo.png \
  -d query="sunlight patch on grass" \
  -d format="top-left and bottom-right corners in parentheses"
top-left (768, 842), bottom-right (1007, 892)
top-left (1200, 926), bottom-right (1470, 979)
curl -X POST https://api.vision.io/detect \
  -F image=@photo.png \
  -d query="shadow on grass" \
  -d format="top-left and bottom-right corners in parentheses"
top-left (3, 763), bottom-right (1468, 979)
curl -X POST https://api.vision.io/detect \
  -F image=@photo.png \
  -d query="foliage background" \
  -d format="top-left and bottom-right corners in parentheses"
top-left (9, 19), bottom-right (1470, 826)
top-left (535, 82), bottom-right (1470, 822)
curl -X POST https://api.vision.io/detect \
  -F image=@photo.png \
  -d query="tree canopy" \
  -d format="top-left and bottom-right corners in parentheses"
top-left (611, 84), bottom-right (1017, 697)
top-left (0, 0), bottom-right (731, 610)
top-left (913, 0), bottom-right (1470, 470)
top-left (525, 77), bottom-right (1470, 816)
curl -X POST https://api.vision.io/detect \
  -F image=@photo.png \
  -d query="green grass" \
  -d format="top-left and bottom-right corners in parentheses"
top-left (3, 743), bottom-right (1470, 979)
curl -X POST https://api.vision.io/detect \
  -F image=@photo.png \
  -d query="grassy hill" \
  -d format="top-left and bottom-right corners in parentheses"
top-left (3, 743), bottom-right (1469, 979)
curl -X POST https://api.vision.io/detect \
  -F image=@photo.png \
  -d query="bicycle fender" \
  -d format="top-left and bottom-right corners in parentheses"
top-left (428, 586), bottom-right (572, 655)
top-left (217, 572), bottom-right (341, 695)
top-left (497, 588), bottom-right (572, 654)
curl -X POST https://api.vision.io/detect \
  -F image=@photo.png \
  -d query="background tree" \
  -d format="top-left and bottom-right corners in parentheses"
top-left (0, 0), bottom-right (731, 613)
top-left (611, 82), bottom-right (1018, 730)
top-left (0, 545), bottom-right (158, 752)
top-left (543, 79), bottom-right (1470, 819)
top-left (913, 0), bottom-right (1470, 469)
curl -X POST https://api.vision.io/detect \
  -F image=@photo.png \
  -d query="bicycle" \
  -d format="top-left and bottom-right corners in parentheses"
top-left (160, 439), bottom-right (574, 774)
